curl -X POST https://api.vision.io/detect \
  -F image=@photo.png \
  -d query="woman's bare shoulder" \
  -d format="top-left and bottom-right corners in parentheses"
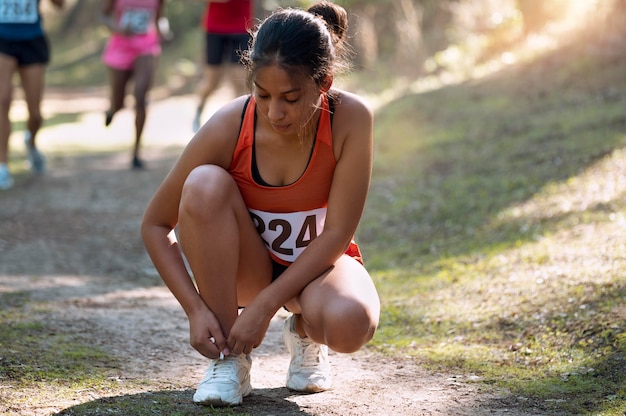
top-left (203, 95), bottom-right (251, 131)
top-left (193, 95), bottom-right (250, 144)
top-left (181, 95), bottom-right (251, 167)
top-left (331, 88), bottom-right (373, 119)
top-left (328, 89), bottom-right (373, 159)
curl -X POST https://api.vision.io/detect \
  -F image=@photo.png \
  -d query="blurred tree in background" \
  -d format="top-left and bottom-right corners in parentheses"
top-left (42, 0), bottom-right (626, 89)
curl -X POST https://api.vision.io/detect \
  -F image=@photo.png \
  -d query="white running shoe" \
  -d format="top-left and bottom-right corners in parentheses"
top-left (0, 165), bottom-right (14, 190)
top-left (283, 314), bottom-right (332, 392)
top-left (193, 354), bottom-right (252, 406)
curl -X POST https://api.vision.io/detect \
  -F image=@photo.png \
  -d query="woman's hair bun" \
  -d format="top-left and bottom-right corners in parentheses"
top-left (307, 1), bottom-right (348, 44)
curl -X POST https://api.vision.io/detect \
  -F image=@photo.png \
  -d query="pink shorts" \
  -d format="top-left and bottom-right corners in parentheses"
top-left (102, 32), bottom-right (161, 70)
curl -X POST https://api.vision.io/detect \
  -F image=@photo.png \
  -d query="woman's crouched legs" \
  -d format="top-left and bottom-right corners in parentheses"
top-left (292, 254), bottom-right (380, 353)
top-left (179, 165), bottom-right (272, 406)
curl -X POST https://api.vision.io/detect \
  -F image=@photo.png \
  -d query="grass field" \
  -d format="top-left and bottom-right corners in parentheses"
top-left (357, 27), bottom-right (626, 415)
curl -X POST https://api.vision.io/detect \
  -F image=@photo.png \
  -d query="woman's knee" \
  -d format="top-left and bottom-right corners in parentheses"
top-left (134, 93), bottom-right (149, 110)
top-left (180, 165), bottom-right (235, 217)
top-left (323, 300), bottom-right (378, 353)
top-left (301, 259), bottom-right (380, 352)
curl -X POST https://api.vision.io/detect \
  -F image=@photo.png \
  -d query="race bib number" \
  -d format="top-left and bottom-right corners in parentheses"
top-left (250, 208), bottom-right (327, 264)
top-left (0, 0), bottom-right (38, 23)
top-left (119, 8), bottom-right (153, 34)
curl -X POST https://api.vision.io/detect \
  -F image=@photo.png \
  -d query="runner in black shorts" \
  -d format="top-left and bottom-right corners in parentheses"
top-left (204, 32), bottom-right (250, 66)
top-left (192, 0), bottom-right (253, 133)
top-left (0, 36), bottom-right (50, 66)
top-left (0, 0), bottom-right (65, 190)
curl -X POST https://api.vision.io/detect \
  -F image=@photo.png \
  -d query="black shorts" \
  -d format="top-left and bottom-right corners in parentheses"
top-left (272, 259), bottom-right (288, 282)
top-left (0, 35), bottom-right (50, 66)
top-left (204, 32), bottom-right (250, 65)
top-left (272, 260), bottom-right (292, 312)
top-left (237, 260), bottom-right (288, 310)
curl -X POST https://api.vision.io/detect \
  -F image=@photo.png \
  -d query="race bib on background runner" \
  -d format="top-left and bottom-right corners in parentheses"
top-left (249, 208), bottom-right (327, 264)
top-left (119, 8), bottom-right (153, 34)
top-left (0, 0), bottom-right (38, 23)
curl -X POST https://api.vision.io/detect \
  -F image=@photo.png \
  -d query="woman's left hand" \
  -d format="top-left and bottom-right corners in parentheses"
top-left (227, 304), bottom-right (273, 355)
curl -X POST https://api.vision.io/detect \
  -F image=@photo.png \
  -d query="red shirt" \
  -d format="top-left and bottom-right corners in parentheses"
top-left (203, 0), bottom-right (253, 34)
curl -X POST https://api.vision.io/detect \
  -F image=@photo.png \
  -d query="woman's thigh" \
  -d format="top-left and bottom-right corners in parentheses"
top-left (0, 54), bottom-right (17, 107)
top-left (179, 165), bottom-right (272, 304)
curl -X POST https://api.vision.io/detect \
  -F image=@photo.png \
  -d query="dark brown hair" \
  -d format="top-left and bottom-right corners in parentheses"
top-left (243, 1), bottom-right (351, 89)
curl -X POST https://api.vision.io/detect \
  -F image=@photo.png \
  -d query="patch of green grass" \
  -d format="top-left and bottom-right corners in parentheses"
top-left (0, 307), bottom-right (117, 386)
top-left (0, 297), bottom-right (254, 415)
top-left (360, 35), bottom-right (626, 415)
top-left (0, 302), bottom-right (169, 413)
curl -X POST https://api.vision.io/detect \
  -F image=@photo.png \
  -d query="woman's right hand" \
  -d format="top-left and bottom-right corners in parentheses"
top-left (188, 305), bottom-right (228, 359)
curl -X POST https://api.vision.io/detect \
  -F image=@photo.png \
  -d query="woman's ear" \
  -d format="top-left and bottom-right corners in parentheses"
top-left (321, 75), bottom-right (334, 92)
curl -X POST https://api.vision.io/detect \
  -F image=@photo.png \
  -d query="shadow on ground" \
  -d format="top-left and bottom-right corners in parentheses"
top-left (55, 388), bottom-right (313, 416)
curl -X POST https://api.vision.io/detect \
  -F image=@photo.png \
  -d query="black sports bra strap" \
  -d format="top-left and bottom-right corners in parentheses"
top-left (238, 95), bottom-right (253, 135)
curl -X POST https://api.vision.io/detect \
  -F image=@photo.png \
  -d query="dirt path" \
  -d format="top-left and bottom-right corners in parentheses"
top-left (0, 91), bottom-right (531, 415)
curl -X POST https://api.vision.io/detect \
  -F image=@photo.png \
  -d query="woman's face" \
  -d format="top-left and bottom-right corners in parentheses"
top-left (252, 64), bottom-right (322, 137)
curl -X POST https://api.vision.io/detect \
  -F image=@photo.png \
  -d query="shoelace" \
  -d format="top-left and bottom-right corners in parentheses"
top-left (204, 357), bottom-right (238, 383)
top-left (294, 337), bottom-right (323, 368)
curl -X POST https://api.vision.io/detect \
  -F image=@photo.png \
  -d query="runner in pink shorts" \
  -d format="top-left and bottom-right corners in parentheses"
top-left (101, 0), bottom-right (167, 169)
top-left (102, 31), bottom-right (161, 71)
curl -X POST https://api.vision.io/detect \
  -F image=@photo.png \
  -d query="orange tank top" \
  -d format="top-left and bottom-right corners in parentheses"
top-left (229, 94), bottom-right (363, 265)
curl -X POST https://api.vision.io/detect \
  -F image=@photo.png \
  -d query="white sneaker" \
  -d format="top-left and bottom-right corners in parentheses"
top-left (283, 314), bottom-right (332, 392)
top-left (0, 165), bottom-right (14, 190)
top-left (193, 354), bottom-right (252, 406)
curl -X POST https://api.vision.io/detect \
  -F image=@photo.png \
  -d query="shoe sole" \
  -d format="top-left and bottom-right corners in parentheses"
top-left (286, 379), bottom-right (331, 393)
top-left (193, 381), bottom-right (252, 406)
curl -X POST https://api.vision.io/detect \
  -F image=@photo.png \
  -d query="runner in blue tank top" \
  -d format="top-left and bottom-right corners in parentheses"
top-left (0, 0), bottom-right (65, 190)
